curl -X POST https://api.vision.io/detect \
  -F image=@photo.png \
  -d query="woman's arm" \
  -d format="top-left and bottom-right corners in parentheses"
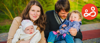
top-left (7, 17), bottom-right (22, 43)
top-left (12, 29), bottom-right (21, 43)
top-left (38, 31), bottom-right (46, 43)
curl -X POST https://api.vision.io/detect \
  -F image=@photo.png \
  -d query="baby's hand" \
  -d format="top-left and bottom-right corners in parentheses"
top-left (20, 40), bottom-right (30, 43)
top-left (57, 30), bottom-right (60, 33)
top-left (60, 29), bottom-right (64, 30)
top-left (62, 24), bottom-right (67, 27)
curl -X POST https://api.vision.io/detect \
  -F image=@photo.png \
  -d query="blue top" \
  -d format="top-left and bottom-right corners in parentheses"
top-left (59, 20), bottom-right (82, 34)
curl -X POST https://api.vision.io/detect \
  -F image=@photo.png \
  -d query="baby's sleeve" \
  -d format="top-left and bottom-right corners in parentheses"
top-left (72, 22), bottom-right (80, 32)
top-left (59, 20), bottom-right (69, 29)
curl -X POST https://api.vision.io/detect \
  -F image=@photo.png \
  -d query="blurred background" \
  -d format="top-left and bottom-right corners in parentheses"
top-left (0, 0), bottom-right (100, 33)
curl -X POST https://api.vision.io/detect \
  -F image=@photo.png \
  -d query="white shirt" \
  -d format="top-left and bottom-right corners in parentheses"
top-left (61, 18), bottom-right (64, 22)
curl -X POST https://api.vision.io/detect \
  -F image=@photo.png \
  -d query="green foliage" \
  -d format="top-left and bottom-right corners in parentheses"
top-left (37, 0), bottom-right (55, 13)
top-left (0, 0), bottom-right (100, 23)
top-left (0, 12), bottom-right (9, 21)
top-left (0, 0), bottom-right (30, 20)
top-left (0, 0), bottom-right (56, 20)
top-left (0, 24), bottom-right (11, 33)
top-left (1, 3), bottom-right (14, 20)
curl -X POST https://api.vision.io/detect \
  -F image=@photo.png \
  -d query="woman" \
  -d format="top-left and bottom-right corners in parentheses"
top-left (7, 0), bottom-right (46, 43)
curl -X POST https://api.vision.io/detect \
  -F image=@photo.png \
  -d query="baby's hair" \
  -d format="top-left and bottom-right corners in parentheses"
top-left (70, 10), bottom-right (83, 20)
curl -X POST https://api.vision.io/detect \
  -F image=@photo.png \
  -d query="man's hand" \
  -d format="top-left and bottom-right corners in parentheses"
top-left (69, 27), bottom-right (77, 36)
top-left (62, 24), bottom-right (67, 27)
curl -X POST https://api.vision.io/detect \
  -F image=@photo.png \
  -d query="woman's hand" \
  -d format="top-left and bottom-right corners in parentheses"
top-left (20, 40), bottom-right (30, 43)
top-left (69, 27), bottom-right (77, 36)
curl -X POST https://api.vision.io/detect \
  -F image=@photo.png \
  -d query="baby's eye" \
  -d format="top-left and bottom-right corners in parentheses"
top-left (31, 28), bottom-right (33, 29)
top-left (27, 29), bottom-right (29, 30)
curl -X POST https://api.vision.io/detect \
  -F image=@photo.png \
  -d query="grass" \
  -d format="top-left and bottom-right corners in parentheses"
top-left (0, 12), bottom-right (9, 22)
top-left (0, 24), bottom-right (11, 33)
top-left (1, 2), bottom-right (14, 20)
top-left (0, 12), bottom-right (11, 33)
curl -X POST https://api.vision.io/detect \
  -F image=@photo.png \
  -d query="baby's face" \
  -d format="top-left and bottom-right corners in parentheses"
top-left (24, 25), bottom-right (34, 34)
top-left (69, 13), bottom-right (81, 22)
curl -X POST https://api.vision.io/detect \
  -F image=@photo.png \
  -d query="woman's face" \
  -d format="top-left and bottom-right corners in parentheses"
top-left (29, 5), bottom-right (41, 21)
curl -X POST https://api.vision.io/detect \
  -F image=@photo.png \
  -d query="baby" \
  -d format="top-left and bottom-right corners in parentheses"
top-left (12, 20), bottom-right (41, 43)
top-left (47, 10), bottom-right (83, 43)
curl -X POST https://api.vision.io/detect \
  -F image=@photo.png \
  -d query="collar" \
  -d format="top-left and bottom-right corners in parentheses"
top-left (79, 21), bottom-right (82, 25)
top-left (54, 11), bottom-right (67, 25)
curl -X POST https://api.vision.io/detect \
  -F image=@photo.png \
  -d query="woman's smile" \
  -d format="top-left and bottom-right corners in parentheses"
top-left (33, 16), bottom-right (37, 18)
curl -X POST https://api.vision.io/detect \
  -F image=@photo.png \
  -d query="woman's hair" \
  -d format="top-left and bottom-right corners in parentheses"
top-left (70, 10), bottom-right (83, 20)
top-left (55, 0), bottom-right (70, 13)
top-left (21, 0), bottom-right (46, 32)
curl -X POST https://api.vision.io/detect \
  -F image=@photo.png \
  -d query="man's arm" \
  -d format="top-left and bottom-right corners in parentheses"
top-left (69, 28), bottom-right (77, 36)
top-left (44, 12), bottom-right (51, 39)
top-left (69, 22), bottom-right (80, 36)
top-left (69, 28), bottom-right (82, 40)
top-left (69, 22), bottom-right (82, 40)
top-left (74, 29), bottom-right (82, 40)
top-left (44, 21), bottom-right (50, 39)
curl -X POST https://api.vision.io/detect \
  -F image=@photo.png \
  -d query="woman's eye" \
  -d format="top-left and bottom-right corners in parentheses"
top-left (32, 10), bottom-right (35, 11)
top-left (37, 10), bottom-right (40, 12)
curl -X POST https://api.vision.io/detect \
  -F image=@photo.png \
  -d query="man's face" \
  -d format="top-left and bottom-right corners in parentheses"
top-left (58, 10), bottom-right (69, 19)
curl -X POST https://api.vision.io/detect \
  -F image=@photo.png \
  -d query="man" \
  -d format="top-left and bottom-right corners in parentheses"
top-left (44, 0), bottom-right (83, 43)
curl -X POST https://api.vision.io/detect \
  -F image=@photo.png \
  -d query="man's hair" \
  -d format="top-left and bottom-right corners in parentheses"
top-left (70, 10), bottom-right (83, 20)
top-left (55, 0), bottom-right (70, 13)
